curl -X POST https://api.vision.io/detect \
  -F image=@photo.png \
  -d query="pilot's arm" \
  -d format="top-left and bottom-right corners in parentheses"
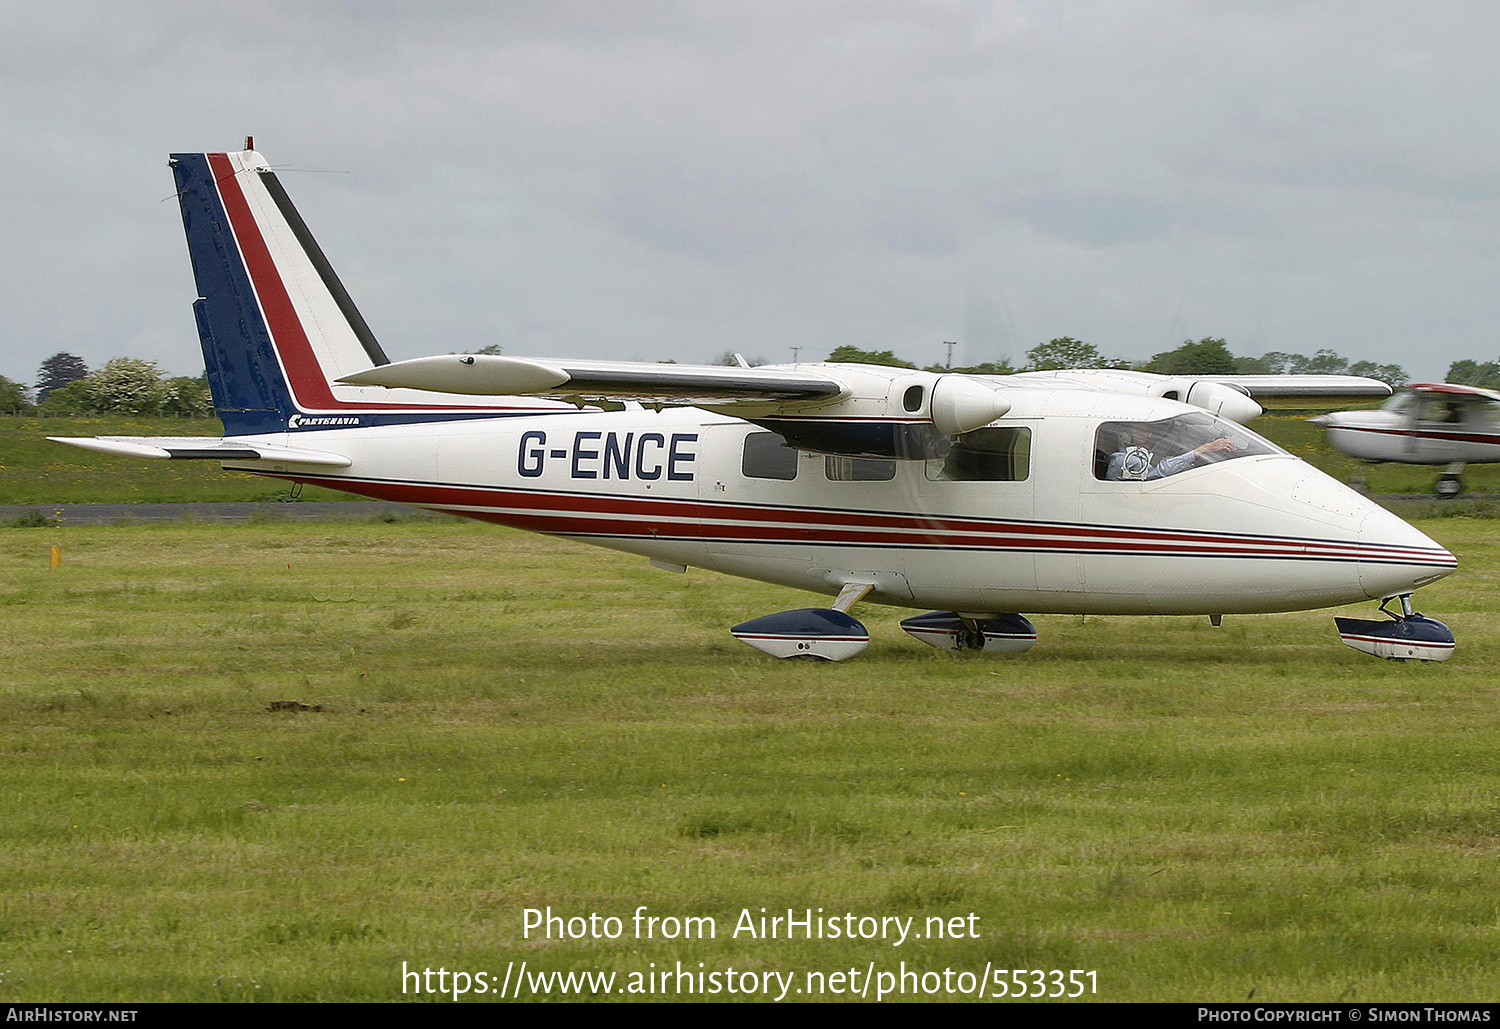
top-left (1156, 437), bottom-right (1237, 476)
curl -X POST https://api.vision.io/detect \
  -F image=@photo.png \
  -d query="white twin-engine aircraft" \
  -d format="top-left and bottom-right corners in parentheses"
top-left (54, 147), bottom-right (1459, 662)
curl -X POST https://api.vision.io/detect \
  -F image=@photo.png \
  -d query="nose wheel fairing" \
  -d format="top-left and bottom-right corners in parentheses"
top-left (1335, 595), bottom-right (1455, 661)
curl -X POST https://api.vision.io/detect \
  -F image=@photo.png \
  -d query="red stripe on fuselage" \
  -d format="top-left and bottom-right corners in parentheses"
top-left (1334, 424), bottom-right (1500, 447)
top-left (281, 474), bottom-right (1455, 566)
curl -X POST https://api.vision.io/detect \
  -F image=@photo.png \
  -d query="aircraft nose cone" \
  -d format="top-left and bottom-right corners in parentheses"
top-left (1356, 504), bottom-right (1457, 598)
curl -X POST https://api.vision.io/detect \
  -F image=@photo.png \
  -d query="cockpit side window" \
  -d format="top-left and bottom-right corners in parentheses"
top-left (1093, 413), bottom-right (1282, 481)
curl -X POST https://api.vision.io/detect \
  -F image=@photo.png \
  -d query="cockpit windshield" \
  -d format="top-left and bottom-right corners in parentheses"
top-left (1381, 392), bottom-right (1416, 414)
top-left (1093, 413), bottom-right (1285, 481)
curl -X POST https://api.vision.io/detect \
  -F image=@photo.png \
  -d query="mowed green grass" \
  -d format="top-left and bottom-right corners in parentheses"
top-left (1, 519), bottom-right (1498, 1003)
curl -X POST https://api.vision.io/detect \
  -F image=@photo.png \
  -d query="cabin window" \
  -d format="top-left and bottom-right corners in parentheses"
top-left (1093, 413), bottom-right (1283, 481)
top-left (742, 431), bottom-right (799, 480)
top-left (925, 426), bottom-right (1031, 482)
top-left (825, 456), bottom-right (897, 481)
top-left (903, 385), bottom-right (925, 413)
top-left (1418, 397), bottom-right (1462, 424)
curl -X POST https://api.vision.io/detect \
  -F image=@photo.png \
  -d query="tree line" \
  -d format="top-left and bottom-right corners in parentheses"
top-left (1, 353), bottom-right (214, 417)
top-left (824, 337), bottom-right (1416, 388)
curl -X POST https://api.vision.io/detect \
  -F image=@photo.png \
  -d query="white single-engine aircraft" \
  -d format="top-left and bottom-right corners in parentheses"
top-left (53, 146), bottom-right (1460, 662)
top-left (1313, 382), bottom-right (1500, 496)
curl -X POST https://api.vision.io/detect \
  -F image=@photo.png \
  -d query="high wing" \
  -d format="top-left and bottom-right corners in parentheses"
top-left (1002, 369), bottom-right (1392, 408)
top-left (341, 355), bottom-right (1393, 437)
top-left (341, 355), bottom-right (1390, 406)
top-left (339, 354), bottom-right (845, 405)
top-left (49, 436), bottom-right (352, 467)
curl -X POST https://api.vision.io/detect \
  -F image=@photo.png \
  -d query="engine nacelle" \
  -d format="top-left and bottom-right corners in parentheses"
top-left (1155, 379), bottom-right (1263, 424)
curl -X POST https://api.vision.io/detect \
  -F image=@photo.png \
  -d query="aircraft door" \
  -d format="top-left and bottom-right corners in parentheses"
top-left (916, 423), bottom-right (1038, 599)
top-left (1030, 419), bottom-right (1086, 594)
top-left (1415, 395), bottom-right (1464, 463)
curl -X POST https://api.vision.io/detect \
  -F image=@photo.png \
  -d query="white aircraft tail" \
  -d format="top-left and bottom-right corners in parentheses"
top-left (169, 148), bottom-right (560, 434)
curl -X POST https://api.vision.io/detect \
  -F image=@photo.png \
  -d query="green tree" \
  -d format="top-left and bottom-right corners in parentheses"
top-left (1348, 361), bottom-right (1409, 389)
top-left (1145, 337), bottom-right (1238, 375)
top-left (1297, 349), bottom-right (1350, 375)
top-left (1236, 351), bottom-right (1300, 375)
top-left (1447, 358), bottom-right (1500, 389)
top-left (161, 375), bottom-right (215, 417)
top-left (41, 379), bottom-right (92, 414)
top-left (948, 360), bottom-right (1016, 376)
top-left (83, 358), bottom-right (171, 415)
top-left (0, 374), bottom-right (33, 413)
top-left (825, 346), bottom-right (917, 368)
top-left (35, 352), bottom-right (89, 402)
top-left (1024, 337), bottom-right (1106, 371)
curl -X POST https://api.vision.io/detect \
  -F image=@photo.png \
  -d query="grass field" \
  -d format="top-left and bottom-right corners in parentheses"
top-left (1, 518), bottom-right (1496, 1002)
top-left (6, 412), bottom-right (1500, 504)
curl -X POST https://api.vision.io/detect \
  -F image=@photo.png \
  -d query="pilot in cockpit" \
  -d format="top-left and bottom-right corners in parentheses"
top-left (1105, 423), bottom-right (1238, 481)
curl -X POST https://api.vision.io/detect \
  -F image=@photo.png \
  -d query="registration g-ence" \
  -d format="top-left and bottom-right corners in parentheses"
top-left (518, 430), bottom-right (698, 481)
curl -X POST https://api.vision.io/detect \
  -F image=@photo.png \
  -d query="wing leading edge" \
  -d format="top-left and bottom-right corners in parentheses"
top-left (338, 355), bottom-right (846, 405)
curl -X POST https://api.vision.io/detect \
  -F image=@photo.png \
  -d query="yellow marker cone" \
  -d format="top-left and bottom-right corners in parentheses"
top-left (49, 545), bottom-right (61, 570)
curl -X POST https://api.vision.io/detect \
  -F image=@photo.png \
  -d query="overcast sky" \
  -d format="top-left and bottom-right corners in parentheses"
top-left (4, 1), bottom-right (1498, 390)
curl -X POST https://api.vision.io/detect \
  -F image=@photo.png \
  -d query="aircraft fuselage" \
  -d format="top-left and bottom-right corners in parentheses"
top-left (230, 391), bottom-right (1454, 618)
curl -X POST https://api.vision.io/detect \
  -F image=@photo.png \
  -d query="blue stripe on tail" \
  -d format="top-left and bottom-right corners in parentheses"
top-left (171, 153), bottom-right (295, 435)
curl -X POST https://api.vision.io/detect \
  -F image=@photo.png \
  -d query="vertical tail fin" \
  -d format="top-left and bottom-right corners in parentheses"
top-left (171, 149), bottom-right (394, 433)
top-left (171, 147), bottom-right (570, 435)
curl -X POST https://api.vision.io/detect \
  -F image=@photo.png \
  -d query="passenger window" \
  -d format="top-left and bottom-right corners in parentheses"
top-left (742, 431), bottom-right (798, 480)
top-left (825, 456), bottom-right (896, 481)
top-left (925, 427), bottom-right (1031, 481)
top-left (1418, 398), bottom-right (1460, 424)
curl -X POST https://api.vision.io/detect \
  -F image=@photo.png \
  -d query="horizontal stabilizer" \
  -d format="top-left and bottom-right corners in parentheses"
top-left (340, 355), bottom-right (845, 404)
top-left (49, 436), bottom-right (352, 467)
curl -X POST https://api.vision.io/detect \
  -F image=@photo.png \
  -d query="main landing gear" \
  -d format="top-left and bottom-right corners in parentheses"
top-left (1435, 462), bottom-right (1467, 498)
top-left (1334, 594), bottom-right (1456, 661)
top-left (731, 583), bottom-right (1037, 662)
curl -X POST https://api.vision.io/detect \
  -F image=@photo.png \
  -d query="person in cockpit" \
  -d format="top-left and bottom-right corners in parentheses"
top-left (1106, 425), bottom-right (1238, 480)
